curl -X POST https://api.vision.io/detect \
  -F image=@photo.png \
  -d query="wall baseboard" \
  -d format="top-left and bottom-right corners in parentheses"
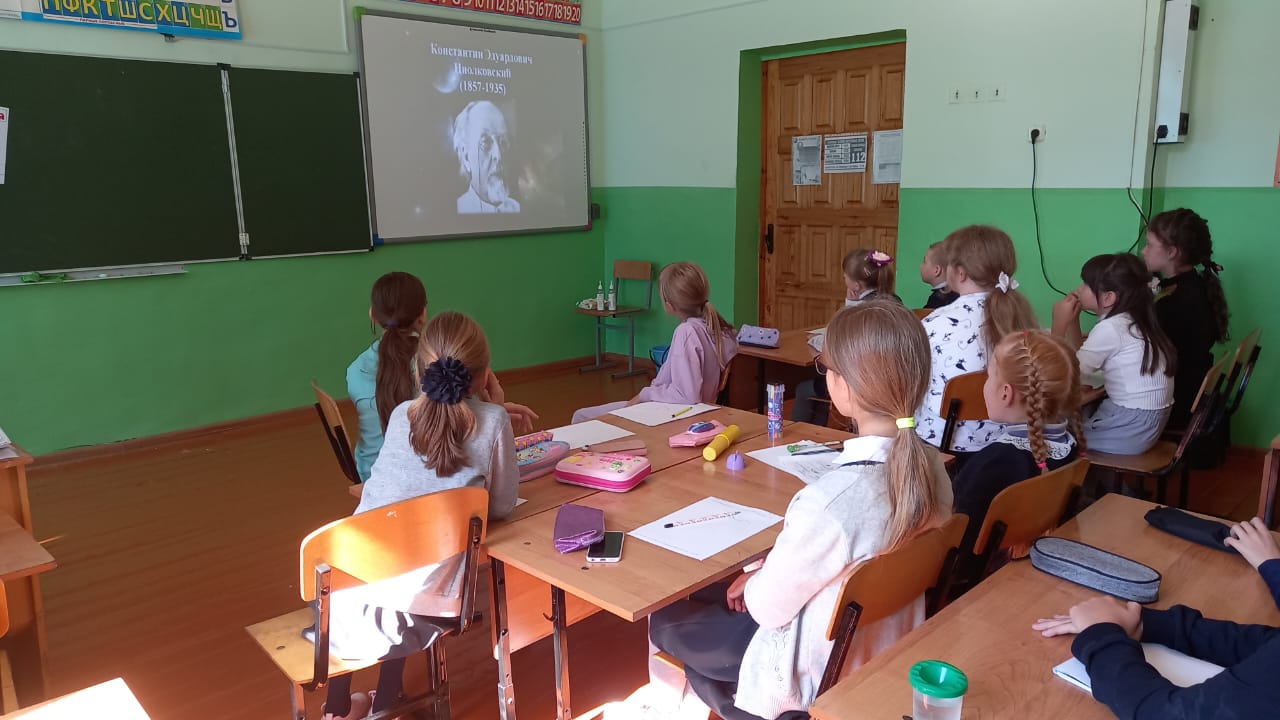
top-left (35, 353), bottom-right (656, 469)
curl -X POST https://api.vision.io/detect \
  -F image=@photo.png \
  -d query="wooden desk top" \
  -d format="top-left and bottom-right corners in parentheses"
top-left (0, 513), bottom-right (55, 581)
top-left (0, 443), bottom-right (33, 470)
top-left (733, 328), bottom-right (818, 367)
top-left (602, 406), bottom-right (773, 473)
top-left (4, 678), bottom-right (149, 719)
top-left (485, 423), bottom-right (851, 622)
top-left (809, 494), bottom-right (1280, 720)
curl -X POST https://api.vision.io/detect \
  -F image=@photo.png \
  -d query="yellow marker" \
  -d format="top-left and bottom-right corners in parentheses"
top-left (702, 424), bottom-right (742, 462)
top-left (671, 405), bottom-right (694, 418)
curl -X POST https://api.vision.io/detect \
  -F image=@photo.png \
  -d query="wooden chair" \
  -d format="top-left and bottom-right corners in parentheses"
top-left (912, 307), bottom-right (933, 320)
top-left (0, 582), bottom-right (15, 713)
top-left (246, 487), bottom-right (488, 720)
top-left (1088, 354), bottom-right (1229, 509)
top-left (1222, 327), bottom-right (1261, 420)
top-left (817, 514), bottom-right (968, 695)
top-left (939, 371), bottom-right (989, 452)
top-left (965, 459), bottom-right (1090, 581)
top-left (1259, 435), bottom-right (1280, 529)
top-left (312, 381), bottom-right (360, 485)
top-left (577, 259), bottom-right (654, 379)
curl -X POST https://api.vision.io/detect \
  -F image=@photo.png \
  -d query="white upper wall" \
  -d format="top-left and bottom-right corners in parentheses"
top-left (1159, 0), bottom-right (1280, 187)
top-left (596, 0), bottom-right (1166, 189)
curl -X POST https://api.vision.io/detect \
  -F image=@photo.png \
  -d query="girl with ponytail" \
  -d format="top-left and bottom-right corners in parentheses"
top-left (571, 261), bottom-right (737, 422)
top-left (951, 330), bottom-right (1084, 552)
top-left (1143, 208), bottom-right (1230, 430)
top-left (915, 225), bottom-right (1040, 454)
top-left (324, 311), bottom-right (519, 720)
top-left (649, 300), bottom-right (952, 720)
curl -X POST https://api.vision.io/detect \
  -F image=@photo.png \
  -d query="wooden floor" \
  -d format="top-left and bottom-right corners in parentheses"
top-left (24, 365), bottom-right (1265, 719)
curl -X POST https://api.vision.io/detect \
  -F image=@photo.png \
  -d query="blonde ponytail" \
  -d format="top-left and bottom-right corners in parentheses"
top-left (942, 225), bottom-right (1039, 350)
top-left (406, 312), bottom-right (491, 477)
top-left (660, 262), bottom-right (735, 368)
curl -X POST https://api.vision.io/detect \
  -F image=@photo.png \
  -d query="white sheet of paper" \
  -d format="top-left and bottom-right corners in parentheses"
top-left (0, 447), bottom-right (16, 460)
top-left (823, 132), bottom-right (867, 173)
top-left (1053, 643), bottom-right (1224, 693)
top-left (608, 402), bottom-right (717, 427)
top-left (0, 106), bottom-right (9, 184)
top-left (872, 129), bottom-right (902, 185)
top-left (549, 420), bottom-right (634, 450)
top-left (791, 134), bottom-right (822, 186)
top-left (747, 442), bottom-right (840, 485)
top-left (629, 496), bottom-right (783, 561)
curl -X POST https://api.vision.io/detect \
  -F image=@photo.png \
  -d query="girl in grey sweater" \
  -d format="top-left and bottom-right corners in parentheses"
top-left (324, 311), bottom-right (520, 720)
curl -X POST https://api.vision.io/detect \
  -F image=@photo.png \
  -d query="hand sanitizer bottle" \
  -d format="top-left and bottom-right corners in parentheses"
top-left (607, 280), bottom-right (617, 311)
top-left (596, 281), bottom-right (605, 310)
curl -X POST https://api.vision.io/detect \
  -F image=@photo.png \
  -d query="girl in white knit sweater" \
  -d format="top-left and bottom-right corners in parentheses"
top-left (649, 300), bottom-right (954, 720)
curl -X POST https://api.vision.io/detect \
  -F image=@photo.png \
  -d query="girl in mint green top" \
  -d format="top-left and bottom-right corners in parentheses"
top-left (346, 273), bottom-right (428, 483)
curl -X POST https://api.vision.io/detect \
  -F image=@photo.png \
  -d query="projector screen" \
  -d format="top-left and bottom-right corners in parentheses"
top-left (358, 12), bottom-right (590, 242)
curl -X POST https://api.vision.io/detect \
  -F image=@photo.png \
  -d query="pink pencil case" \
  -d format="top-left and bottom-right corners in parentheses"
top-left (554, 452), bottom-right (652, 493)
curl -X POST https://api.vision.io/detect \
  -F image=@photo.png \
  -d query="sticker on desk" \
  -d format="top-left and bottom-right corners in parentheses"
top-left (609, 402), bottom-right (717, 427)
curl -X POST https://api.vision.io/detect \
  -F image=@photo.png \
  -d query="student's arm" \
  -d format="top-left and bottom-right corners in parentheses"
top-left (1051, 292), bottom-right (1085, 350)
top-left (485, 415), bottom-right (520, 520)
top-left (1223, 518), bottom-right (1280, 609)
top-left (742, 492), bottom-right (851, 629)
top-left (347, 357), bottom-right (382, 482)
top-left (1137, 603), bottom-right (1280, 666)
top-left (1075, 618), bottom-right (1280, 719)
top-left (1074, 319), bottom-right (1114, 378)
top-left (637, 323), bottom-right (706, 404)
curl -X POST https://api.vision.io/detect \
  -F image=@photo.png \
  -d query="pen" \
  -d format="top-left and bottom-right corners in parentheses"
top-left (671, 405), bottom-right (694, 418)
top-left (789, 447), bottom-right (839, 456)
top-left (664, 510), bottom-right (740, 528)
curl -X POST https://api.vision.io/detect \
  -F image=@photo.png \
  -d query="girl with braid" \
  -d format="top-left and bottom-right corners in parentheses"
top-left (951, 330), bottom-right (1083, 552)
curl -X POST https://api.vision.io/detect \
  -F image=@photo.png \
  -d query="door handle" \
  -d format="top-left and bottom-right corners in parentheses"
top-left (764, 224), bottom-right (774, 255)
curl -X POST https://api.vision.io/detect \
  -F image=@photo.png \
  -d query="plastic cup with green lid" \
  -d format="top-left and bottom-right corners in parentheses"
top-left (909, 660), bottom-right (967, 720)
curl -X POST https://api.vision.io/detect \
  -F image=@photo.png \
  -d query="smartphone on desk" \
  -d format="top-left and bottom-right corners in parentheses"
top-left (587, 531), bottom-right (625, 563)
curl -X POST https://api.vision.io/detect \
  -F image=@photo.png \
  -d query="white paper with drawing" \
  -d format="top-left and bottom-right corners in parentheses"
top-left (1053, 644), bottom-right (1224, 693)
top-left (872, 129), bottom-right (902, 184)
top-left (608, 402), bottom-right (717, 427)
top-left (629, 497), bottom-right (782, 561)
top-left (550, 420), bottom-right (634, 449)
top-left (747, 442), bottom-right (840, 485)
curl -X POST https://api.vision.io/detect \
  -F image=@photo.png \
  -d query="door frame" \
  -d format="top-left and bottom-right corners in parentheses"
top-left (731, 30), bottom-right (907, 327)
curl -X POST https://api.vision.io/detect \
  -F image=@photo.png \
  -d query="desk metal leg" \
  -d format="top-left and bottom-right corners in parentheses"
top-left (491, 560), bottom-right (517, 720)
top-left (551, 586), bottom-right (573, 720)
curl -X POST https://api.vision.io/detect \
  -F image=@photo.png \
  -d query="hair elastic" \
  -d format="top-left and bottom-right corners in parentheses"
top-left (996, 272), bottom-right (1019, 293)
top-left (1036, 462), bottom-right (1048, 470)
top-left (868, 250), bottom-right (894, 267)
top-left (895, 417), bottom-right (915, 430)
top-left (421, 356), bottom-right (472, 405)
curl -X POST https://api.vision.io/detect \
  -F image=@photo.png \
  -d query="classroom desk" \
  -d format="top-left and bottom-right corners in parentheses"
top-left (0, 444), bottom-right (49, 707)
top-left (487, 422), bottom-right (850, 720)
top-left (0, 514), bottom-right (55, 582)
top-left (601, 406), bottom-right (772, 473)
top-left (3, 678), bottom-right (150, 719)
top-left (731, 329), bottom-right (819, 411)
top-left (809, 494), bottom-right (1280, 720)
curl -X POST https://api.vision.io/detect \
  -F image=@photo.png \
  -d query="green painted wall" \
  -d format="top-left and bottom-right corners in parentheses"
top-left (0, 225), bottom-right (602, 454)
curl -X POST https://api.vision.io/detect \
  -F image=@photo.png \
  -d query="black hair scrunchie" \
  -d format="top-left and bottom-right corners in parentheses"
top-left (421, 357), bottom-right (472, 405)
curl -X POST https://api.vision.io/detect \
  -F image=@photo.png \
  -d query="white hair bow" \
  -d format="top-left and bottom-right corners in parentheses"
top-left (996, 272), bottom-right (1019, 293)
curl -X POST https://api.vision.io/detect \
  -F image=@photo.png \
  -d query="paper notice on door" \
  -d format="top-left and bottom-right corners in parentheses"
top-left (823, 132), bottom-right (867, 173)
top-left (0, 106), bottom-right (8, 184)
top-left (792, 134), bottom-right (822, 186)
top-left (872, 129), bottom-right (903, 184)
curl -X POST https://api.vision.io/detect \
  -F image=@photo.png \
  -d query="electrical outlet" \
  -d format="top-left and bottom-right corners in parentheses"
top-left (947, 87), bottom-right (963, 104)
top-left (987, 85), bottom-right (1007, 103)
top-left (1028, 125), bottom-right (1047, 143)
top-left (966, 87), bottom-right (982, 104)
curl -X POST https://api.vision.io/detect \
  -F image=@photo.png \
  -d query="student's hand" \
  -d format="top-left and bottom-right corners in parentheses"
top-left (1052, 292), bottom-right (1082, 326)
top-left (1070, 596), bottom-right (1142, 639)
top-left (503, 403), bottom-right (539, 436)
top-left (1032, 614), bottom-right (1081, 637)
top-left (483, 371), bottom-right (507, 406)
top-left (726, 571), bottom-right (754, 613)
top-left (1225, 517), bottom-right (1280, 570)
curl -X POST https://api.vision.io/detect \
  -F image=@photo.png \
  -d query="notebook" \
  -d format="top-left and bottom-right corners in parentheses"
top-left (1053, 643), bottom-right (1224, 692)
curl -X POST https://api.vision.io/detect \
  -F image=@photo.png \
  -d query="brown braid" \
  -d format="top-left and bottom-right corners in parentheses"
top-left (991, 330), bottom-right (1083, 470)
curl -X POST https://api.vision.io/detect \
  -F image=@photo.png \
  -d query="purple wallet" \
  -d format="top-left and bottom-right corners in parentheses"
top-left (553, 503), bottom-right (605, 553)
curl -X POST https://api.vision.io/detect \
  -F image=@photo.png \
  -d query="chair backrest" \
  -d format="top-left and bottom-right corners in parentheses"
top-left (972, 459), bottom-right (1090, 556)
top-left (715, 362), bottom-right (733, 406)
top-left (299, 486), bottom-right (489, 601)
top-left (613, 259), bottom-right (654, 310)
top-left (939, 371), bottom-right (989, 449)
top-left (1190, 352), bottom-right (1230, 415)
top-left (818, 514), bottom-right (967, 694)
top-left (826, 514), bottom-right (968, 638)
top-left (0, 581), bottom-right (9, 638)
top-left (912, 307), bottom-right (932, 320)
top-left (311, 381), bottom-right (361, 485)
top-left (1224, 328), bottom-right (1261, 416)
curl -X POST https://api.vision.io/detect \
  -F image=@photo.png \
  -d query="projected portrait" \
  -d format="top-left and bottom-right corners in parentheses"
top-left (452, 100), bottom-right (521, 214)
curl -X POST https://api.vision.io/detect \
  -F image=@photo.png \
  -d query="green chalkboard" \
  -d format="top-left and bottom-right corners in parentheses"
top-left (230, 67), bottom-right (371, 257)
top-left (0, 50), bottom-right (240, 273)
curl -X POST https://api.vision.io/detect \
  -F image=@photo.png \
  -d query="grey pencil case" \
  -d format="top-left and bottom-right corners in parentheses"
top-left (1030, 537), bottom-right (1161, 603)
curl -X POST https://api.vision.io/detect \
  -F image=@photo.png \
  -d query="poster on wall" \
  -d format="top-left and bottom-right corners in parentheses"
top-left (792, 135), bottom-right (821, 186)
top-left (823, 132), bottom-right (867, 174)
top-left (872, 129), bottom-right (902, 185)
top-left (396, 0), bottom-right (582, 26)
top-left (18, 0), bottom-right (241, 40)
top-left (0, 0), bottom-right (21, 19)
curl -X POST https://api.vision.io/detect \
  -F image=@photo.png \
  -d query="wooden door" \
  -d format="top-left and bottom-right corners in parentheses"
top-left (760, 44), bottom-right (906, 330)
